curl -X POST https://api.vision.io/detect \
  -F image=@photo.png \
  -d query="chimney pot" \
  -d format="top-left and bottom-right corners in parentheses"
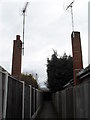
top-left (16, 35), bottom-right (20, 40)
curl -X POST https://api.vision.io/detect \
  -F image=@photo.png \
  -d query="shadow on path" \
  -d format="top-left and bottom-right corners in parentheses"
top-left (35, 91), bottom-right (58, 119)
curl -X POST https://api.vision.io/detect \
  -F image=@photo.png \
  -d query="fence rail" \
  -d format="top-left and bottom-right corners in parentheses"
top-left (0, 67), bottom-right (42, 119)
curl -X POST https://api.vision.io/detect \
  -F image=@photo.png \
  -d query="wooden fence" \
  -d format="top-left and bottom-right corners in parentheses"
top-left (0, 66), bottom-right (42, 119)
top-left (52, 80), bottom-right (90, 119)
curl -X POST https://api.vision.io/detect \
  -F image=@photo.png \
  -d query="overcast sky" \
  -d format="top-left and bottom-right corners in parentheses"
top-left (0, 0), bottom-right (89, 87)
top-left (88, 1), bottom-right (90, 64)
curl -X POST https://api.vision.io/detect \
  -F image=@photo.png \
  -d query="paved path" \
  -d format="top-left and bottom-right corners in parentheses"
top-left (36, 101), bottom-right (58, 119)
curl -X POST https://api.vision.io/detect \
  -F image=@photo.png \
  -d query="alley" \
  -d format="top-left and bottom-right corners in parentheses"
top-left (35, 91), bottom-right (58, 119)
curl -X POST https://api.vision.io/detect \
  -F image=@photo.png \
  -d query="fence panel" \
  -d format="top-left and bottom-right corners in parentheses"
top-left (84, 82), bottom-right (88, 118)
top-left (61, 90), bottom-right (66, 118)
top-left (88, 81), bottom-right (90, 118)
top-left (31, 87), bottom-right (34, 116)
top-left (36, 90), bottom-right (39, 110)
top-left (33, 88), bottom-right (35, 113)
top-left (52, 80), bottom-right (90, 119)
top-left (53, 92), bottom-right (59, 114)
top-left (6, 76), bottom-right (23, 118)
top-left (58, 92), bottom-right (62, 118)
top-left (24, 83), bottom-right (30, 118)
top-left (1, 71), bottom-right (42, 119)
top-left (73, 83), bottom-right (88, 118)
top-left (66, 87), bottom-right (74, 118)
top-left (36, 90), bottom-right (42, 110)
top-left (35, 89), bottom-right (37, 112)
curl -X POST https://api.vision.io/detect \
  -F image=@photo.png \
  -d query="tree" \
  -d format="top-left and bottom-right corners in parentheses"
top-left (47, 51), bottom-right (73, 92)
top-left (21, 73), bottom-right (39, 89)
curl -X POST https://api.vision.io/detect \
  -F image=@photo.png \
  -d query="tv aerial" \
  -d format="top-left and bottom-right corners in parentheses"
top-left (22, 2), bottom-right (29, 56)
top-left (65, 0), bottom-right (75, 37)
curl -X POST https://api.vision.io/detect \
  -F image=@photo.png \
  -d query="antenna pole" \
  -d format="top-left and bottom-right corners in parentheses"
top-left (22, 2), bottom-right (29, 56)
top-left (71, 6), bottom-right (74, 32)
top-left (66, 0), bottom-right (75, 37)
top-left (22, 12), bottom-right (25, 55)
top-left (71, 5), bottom-right (74, 37)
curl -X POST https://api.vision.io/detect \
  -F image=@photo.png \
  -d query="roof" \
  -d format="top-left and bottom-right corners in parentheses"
top-left (77, 64), bottom-right (90, 79)
top-left (63, 79), bottom-right (74, 89)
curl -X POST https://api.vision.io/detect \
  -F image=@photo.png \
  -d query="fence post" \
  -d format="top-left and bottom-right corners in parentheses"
top-left (0, 67), bottom-right (2, 120)
top-left (2, 72), bottom-right (8, 119)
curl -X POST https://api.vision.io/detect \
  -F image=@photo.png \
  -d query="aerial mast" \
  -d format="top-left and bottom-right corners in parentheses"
top-left (66, 0), bottom-right (75, 37)
top-left (22, 2), bottom-right (29, 55)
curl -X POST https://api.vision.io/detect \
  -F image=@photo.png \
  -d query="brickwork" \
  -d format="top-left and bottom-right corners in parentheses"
top-left (71, 32), bottom-right (83, 85)
top-left (11, 35), bottom-right (22, 80)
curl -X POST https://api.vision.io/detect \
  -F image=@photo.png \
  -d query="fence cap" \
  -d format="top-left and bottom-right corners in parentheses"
top-left (0, 66), bottom-right (10, 74)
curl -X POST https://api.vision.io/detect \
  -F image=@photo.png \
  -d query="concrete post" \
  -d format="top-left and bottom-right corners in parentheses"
top-left (0, 66), bottom-right (2, 120)
top-left (2, 72), bottom-right (8, 119)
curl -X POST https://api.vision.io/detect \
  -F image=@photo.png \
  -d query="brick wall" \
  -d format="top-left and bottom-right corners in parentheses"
top-left (71, 32), bottom-right (83, 85)
top-left (11, 35), bottom-right (22, 80)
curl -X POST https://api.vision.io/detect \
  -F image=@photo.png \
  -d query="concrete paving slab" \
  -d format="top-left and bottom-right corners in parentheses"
top-left (36, 101), bottom-right (58, 119)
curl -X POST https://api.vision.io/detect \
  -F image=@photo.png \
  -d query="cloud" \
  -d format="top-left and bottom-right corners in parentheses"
top-left (0, 0), bottom-right (88, 87)
top-left (88, 1), bottom-right (90, 64)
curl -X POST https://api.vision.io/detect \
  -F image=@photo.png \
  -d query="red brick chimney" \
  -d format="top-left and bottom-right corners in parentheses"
top-left (11, 35), bottom-right (22, 80)
top-left (71, 32), bottom-right (83, 85)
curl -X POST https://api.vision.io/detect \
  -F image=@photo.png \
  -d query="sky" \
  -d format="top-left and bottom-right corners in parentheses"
top-left (0, 0), bottom-right (89, 87)
top-left (88, 1), bottom-right (90, 64)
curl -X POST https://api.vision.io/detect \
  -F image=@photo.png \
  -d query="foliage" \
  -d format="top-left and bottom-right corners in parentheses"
top-left (21, 73), bottom-right (38, 89)
top-left (47, 51), bottom-right (73, 92)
